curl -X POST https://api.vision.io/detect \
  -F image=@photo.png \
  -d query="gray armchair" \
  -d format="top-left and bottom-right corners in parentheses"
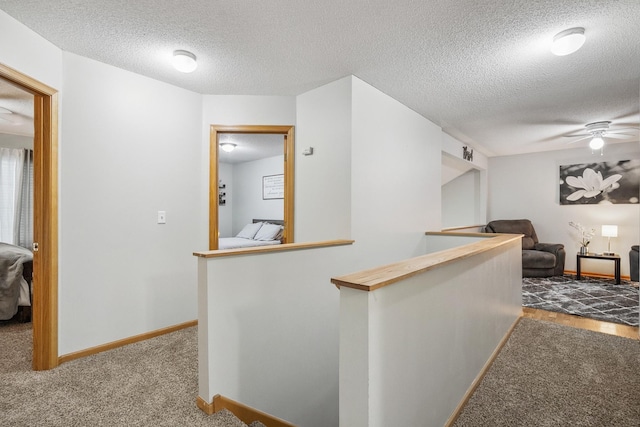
top-left (484, 219), bottom-right (566, 277)
top-left (631, 245), bottom-right (639, 282)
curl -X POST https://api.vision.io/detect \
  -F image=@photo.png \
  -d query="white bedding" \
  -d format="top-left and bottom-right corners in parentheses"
top-left (18, 277), bottom-right (31, 307)
top-left (218, 237), bottom-right (282, 250)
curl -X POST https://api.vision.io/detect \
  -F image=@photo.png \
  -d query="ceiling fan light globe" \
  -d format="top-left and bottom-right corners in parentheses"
top-left (551, 28), bottom-right (586, 56)
top-left (589, 136), bottom-right (604, 150)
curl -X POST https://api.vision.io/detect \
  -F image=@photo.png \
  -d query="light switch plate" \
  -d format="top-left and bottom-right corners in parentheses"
top-left (157, 211), bottom-right (166, 224)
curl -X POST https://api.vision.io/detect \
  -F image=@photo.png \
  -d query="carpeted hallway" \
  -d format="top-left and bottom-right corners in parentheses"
top-left (1, 316), bottom-right (638, 426)
top-left (0, 321), bottom-right (261, 427)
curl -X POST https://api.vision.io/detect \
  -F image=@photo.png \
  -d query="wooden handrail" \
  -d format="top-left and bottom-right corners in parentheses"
top-left (440, 224), bottom-right (486, 232)
top-left (193, 239), bottom-right (354, 258)
top-left (331, 233), bottom-right (522, 291)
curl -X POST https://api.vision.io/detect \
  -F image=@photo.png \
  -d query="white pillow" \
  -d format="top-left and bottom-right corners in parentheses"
top-left (254, 223), bottom-right (283, 241)
top-left (236, 222), bottom-right (263, 239)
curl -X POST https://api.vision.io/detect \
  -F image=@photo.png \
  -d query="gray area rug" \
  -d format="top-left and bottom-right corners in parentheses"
top-left (454, 318), bottom-right (640, 426)
top-left (523, 275), bottom-right (639, 326)
top-left (0, 321), bottom-right (262, 427)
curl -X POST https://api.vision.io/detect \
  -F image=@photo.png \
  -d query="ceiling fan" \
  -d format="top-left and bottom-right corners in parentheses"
top-left (0, 106), bottom-right (17, 123)
top-left (565, 121), bottom-right (639, 150)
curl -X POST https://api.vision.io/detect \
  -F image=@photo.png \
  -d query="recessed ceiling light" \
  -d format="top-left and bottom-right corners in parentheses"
top-left (551, 27), bottom-right (586, 56)
top-left (220, 143), bottom-right (237, 153)
top-left (172, 50), bottom-right (197, 73)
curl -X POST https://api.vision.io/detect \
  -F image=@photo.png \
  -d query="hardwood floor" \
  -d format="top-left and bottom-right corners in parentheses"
top-left (522, 307), bottom-right (639, 340)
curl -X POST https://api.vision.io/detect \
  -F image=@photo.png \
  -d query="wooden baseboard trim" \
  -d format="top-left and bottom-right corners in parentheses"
top-left (58, 319), bottom-right (197, 365)
top-left (196, 395), bottom-right (215, 415)
top-left (196, 394), bottom-right (297, 427)
top-left (444, 315), bottom-right (522, 427)
top-left (564, 270), bottom-right (631, 281)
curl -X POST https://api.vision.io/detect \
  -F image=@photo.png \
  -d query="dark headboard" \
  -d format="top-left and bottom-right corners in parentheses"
top-left (253, 219), bottom-right (285, 226)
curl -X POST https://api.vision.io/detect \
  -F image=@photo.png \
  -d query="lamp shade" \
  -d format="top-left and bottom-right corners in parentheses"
top-left (601, 225), bottom-right (618, 238)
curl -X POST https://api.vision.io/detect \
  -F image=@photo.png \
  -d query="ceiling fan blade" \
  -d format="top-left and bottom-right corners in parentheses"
top-left (563, 132), bottom-right (591, 138)
top-left (567, 135), bottom-right (593, 144)
top-left (605, 133), bottom-right (636, 139)
top-left (610, 127), bottom-right (639, 132)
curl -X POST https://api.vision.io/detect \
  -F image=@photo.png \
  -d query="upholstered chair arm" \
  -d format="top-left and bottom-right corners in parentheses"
top-left (535, 243), bottom-right (566, 276)
top-left (534, 243), bottom-right (564, 254)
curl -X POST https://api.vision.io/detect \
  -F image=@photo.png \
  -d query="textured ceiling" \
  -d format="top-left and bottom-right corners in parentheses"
top-left (0, 0), bottom-right (638, 156)
top-left (218, 133), bottom-right (284, 165)
top-left (0, 79), bottom-right (33, 137)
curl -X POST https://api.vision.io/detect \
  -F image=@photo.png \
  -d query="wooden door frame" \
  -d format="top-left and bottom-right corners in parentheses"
top-left (0, 63), bottom-right (58, 370)
top-left (209, 125), bottom-right (294, 250)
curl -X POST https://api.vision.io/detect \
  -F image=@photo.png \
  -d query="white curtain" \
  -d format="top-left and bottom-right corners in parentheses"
top-left (0, 147), bottom-right (34, 248)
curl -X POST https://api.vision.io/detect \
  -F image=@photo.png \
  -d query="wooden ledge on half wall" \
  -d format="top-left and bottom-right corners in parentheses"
top-left (332, 232), bottom-right (522, 292)
top-left (193, 239), bottom-right (354, 258)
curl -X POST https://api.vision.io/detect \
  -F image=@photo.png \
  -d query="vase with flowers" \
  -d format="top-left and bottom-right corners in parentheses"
top-left (569, 221), bottom-right (595, 254)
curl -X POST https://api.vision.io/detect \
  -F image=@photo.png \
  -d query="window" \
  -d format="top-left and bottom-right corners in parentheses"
top-left (0, 147), bottom-right (33, 247)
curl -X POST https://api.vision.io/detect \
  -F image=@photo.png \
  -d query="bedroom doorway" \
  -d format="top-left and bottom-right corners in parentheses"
top-left (0, 63), bottom-right (58, 371)
top-left (209, 125), bottom-right (294, 250)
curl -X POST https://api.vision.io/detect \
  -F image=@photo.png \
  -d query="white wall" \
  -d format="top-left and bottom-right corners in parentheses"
top-left (198, 244), bottom-right (356, 427)
top-left (218, 162), bottom-right (234, 237)
top-left (0, 134), bottom-right (33, 149)
top-left (58, 52), bottom-right (203, 354)
top-left (200, 76), bottom-right (457, 425)
top-left (231, 155), bottom-right (284, 235)
top-left (295, 77), bottom-right (353, 242)
top-left (488, 141), bottom-right (640, 277)
top-left (340, 239), bottom-right (522, 427)
top-left (442, 169), bottom-right (480, 228)
top-left (350, 77), bottom-right (442, 266)
top-left (0, 9), bottom-right (62, 90)
top-left (442, 132), bottom-right (488, 226)
top-left (201, 95), bottom-right (296, 246)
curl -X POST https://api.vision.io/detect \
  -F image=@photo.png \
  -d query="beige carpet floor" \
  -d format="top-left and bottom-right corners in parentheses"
top-left (453, 318), bottom-right (640, 426)
top-left (2, 318), bottom-right (638, 426)
top-left (0, 321), bottom-right (259, 427)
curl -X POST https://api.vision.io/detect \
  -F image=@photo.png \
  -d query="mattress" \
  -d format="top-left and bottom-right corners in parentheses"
top-left (218, 237), bottom-right (282, 250)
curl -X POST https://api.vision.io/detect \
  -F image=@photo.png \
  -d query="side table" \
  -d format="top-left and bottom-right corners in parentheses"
top-left (576, 252), bottom-right (621, 284)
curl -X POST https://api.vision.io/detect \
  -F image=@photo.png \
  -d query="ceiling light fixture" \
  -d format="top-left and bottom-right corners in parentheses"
top-left (551, 27), bottom-right (586, 56)
top-left (172, 50), bottom-right (198, 73)
top-left (220, 143), bottom-right (237, 153)
top-left (589, 135), bottom-right (604, 150)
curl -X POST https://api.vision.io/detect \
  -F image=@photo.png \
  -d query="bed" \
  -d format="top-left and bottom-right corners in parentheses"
top-left (218, 219), bottom-right (285, 250)
top-left (0, 242), bottom-right (33, 322)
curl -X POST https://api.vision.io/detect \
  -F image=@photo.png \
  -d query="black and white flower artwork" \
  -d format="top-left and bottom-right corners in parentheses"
top-left (559, 159), bottom-right (640, 205)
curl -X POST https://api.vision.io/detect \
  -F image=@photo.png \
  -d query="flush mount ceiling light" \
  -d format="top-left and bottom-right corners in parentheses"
top-left (172, 50), bottom-right (197, 73)
top-left (220, 143), bottom-right (237, 153)
top-left (551, 27), bottom-right (586, 56)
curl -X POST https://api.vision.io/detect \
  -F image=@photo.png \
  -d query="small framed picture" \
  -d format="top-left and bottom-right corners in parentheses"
top-left (263, 174), bottom-right (284, 200)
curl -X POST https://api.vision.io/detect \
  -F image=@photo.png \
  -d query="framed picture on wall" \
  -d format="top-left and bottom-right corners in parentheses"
top-left (263, 174), bottom-right (284, 200)
top-left (559, 159), bottom-right (640, 205)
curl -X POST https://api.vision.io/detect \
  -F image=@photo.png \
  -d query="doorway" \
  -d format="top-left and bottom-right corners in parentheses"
top-left (209, 125), bottom-right (294, 250)
top-left (0, 63), bottom-right (58, 370)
